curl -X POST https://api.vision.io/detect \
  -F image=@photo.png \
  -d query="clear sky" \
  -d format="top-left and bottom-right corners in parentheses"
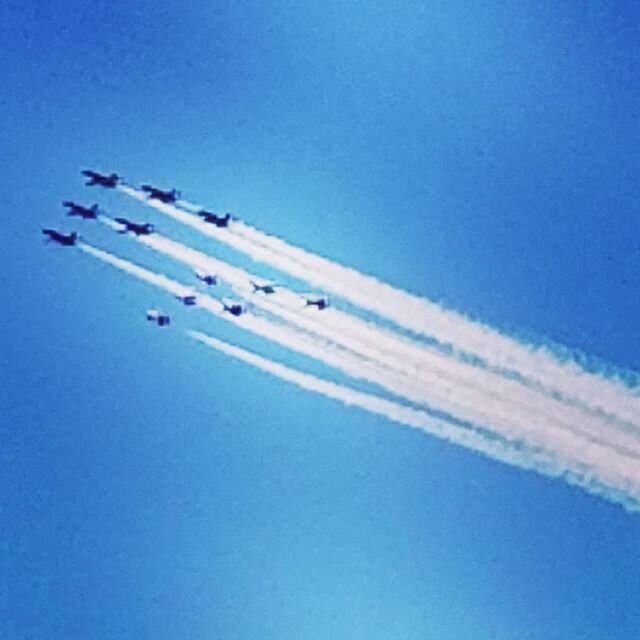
top-left (2, 1), bottom-right (639, 638)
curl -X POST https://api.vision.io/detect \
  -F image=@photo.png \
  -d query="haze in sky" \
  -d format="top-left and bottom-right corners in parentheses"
top-left (1, 2), bottom-right (639, 638)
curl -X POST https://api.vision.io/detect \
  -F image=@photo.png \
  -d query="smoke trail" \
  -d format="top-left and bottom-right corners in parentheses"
top-left (187, 330), bottom-right (640, 512)
top-left (78, 240), bottom-right (640, 497)
top-left (78, 242), bottom-right (194, 300)
top-left (82, 239), bottom-right (547, 454)
top-left (98, 214), bottom-right (640, 457)
top-left (231, 220), bottom-right (640, 409)
top-left (118, 184), bottom-right (640, 428)
top-left (76, 239), bottom-right (640, 509)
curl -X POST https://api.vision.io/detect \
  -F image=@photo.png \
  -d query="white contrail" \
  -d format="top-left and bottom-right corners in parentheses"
top-left (187, 329), bottom-right (640, 512)
top-left (81, 239), bottom-right (532, 451)
top-left (231, 220), bottom-right (640, 411)
top-left (78, 241), bottom-right (640, 503)
top-left (117, 184), bottom-right (640, 428)
top-left (98, 215), bottom-right (640, 457)
top-left (78, 242), bottom-right (194, 300)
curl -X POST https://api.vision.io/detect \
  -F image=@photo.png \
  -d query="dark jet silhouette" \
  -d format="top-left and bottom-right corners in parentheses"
top-left (251, 281), bottom-right (279, 294)
top-left (176, 294), bottom-right (197, 306)
top-left (114, 217), bottom-right (154, 236)
top-left (63, 201), bottom-right (98, 219)
top-left (141, 184), bottom-right (180, 203)
top-left (305, 297), bottom-right (329, 310)
top-left (42, 229), bottom-right (78, 246)
top-left (223, 302), bottom-right (244, 317)
top-left (198, 210), bottom-right (231, 228)
top-left (82, 170), bottom-right (120, 188)
top-left (195, 270), bottom-right (218, 286)
top-left (147, 309), bottom-right (170, 326)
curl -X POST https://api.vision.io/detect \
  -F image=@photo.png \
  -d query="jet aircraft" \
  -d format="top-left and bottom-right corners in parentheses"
top-left (223, 302), bottom-right (244, 317)
top-left (175, 294), bottom-right (197, 306)
top-left (81, 170), bottom-right (120, 188)
top-left (63, 201), bottom-right (98, 219)
top-left (42, 229), bottom-right (78, 246)
top-left (251, 281), bottom-right (279, 295)
top-left (305, 297), bottom-right (329, 310)
top-left (114, 217), bottom-right (154, 236)
top-left (146, 309), bottom-right (170, 326)
top-left (195, 270), bottom-right (218, 286)
top-left (141, 185), bottom-right (180, 203)
top-left (198, 210), bottom-right (231, 228)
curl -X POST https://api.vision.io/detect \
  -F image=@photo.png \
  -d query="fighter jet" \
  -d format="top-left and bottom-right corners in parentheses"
top-left (140, 184), bottom-right (180, 204)
top-left (81, 170), bottom-right (120, 188)
top-left (114, 217), bottom-right (154, 236)
top-left (304, 297), bottom-right (329, 310)
top-left (251, 281), bottom-right (279, 295)
top-left (195, 270), bottom-right (218, 286)
top-left (223, 302), bottom-right (244, 317)
top-left (42, 229), bottom-right (78, 246)
top-left (146, 309), bottom-right (170, 326)
top-left (198, 210), bottom-right (231, 228)
top-left (175, 294), bottom-right (197, 306)
top-left (63, 201), bottom-right (98, 219)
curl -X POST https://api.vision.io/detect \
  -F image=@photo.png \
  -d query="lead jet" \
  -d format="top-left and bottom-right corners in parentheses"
top-left (223, 301), bottom-right (244, 317)
top-left (305, 296), bottom-right (329, 310)
top-left (198, 210), bottom-right (231, 228)
top-left (63, 201), bottom-right (98, 219)
top-left (81, 170), bottom-right (120, 188)
top-left (195, 270), bottom-right (218, 286)
top-left (251, 281), bottom-right (279, 295)
top-left (141, 184), bottom-right (180, 204)
top-left (146, 309), bottom-right (170, 326)
top-left (114, 217), bottom-right (154, 236)
top-left (175, 294), bottom-right (197, 306)
top-left (42, 229), bottom-right (78, 246)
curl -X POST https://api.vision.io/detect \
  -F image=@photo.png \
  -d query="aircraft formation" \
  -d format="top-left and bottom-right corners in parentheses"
top-left (43, 169), bottom-right (330, 327)
top-left (39, 172), bottom-right (640, 515)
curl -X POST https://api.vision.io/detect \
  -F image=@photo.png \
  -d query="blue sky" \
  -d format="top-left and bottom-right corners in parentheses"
top-left (1, 1), bottom-right (639, 638)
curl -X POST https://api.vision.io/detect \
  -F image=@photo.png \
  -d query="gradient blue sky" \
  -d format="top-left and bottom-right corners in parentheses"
top-left (2, 2), bottom-right (639, 638)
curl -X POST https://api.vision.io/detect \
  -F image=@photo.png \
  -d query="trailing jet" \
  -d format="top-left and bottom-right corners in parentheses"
top-left (305, 297), bottom-right (329, 310)
top-left (114, 217), bottom-right (154, 236)
top-left (175, 294), bottom-right (197, 306)
top-left (198, 210), bottom-right (231, 228)
top-left (63, 201), bottom-right (98, 219)
top-left (42, 229), bottom-right (78, 246)
top-left (146, 309), bottom-right (170, 326)
top-left (223, 302), bottom-right (244, 317)
top-left (195, 270), bottom-right (218, 286)
top-left (141, 184), bottom-right (180, 203)
top-left (81, 170), bottom-right (120, 188)
top-left (251, 281), bottom-right (279, 295)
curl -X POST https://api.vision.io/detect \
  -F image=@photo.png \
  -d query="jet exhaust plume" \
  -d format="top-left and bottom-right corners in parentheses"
top-left (78, 242), bottom-right (192, 299)
top-left (187, 330), bottom-right (640, 512)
